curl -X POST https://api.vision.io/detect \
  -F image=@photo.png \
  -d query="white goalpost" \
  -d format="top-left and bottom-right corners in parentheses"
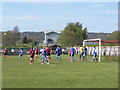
top-left (83, 38), bottom-right (101, 62)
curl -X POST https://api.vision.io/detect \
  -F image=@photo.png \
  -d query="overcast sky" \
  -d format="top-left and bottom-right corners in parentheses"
top-left (1, 2), bottom-right (118, 33)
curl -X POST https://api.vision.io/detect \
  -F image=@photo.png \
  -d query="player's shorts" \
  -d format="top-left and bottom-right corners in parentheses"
top-left (69, 54), bottom-right (71, 57)
top-left (103, 52), bottom-right (106, 56)
top-left (93, 54), bottom-right (97, 57)
top-left (42, 55), bottom-right (46, 60)
top-left (30, 55), bottom-right (34, 59)
top-left (80, 52), bottom-right (84, 55)
top-left (46, 53), bottom-right (51, 56)
top-left (71, 53), bottom-right (74, 57)
top-left (4, 53), bottom-right (8, 55)
top-left (20, 53), bottom-right (23, 57)
top-left (84, 52), bottom-right (87, 56)
top-left (35, 52), bottom-right (38, 54)
top-left (56, 53), bottom-right (61, 56)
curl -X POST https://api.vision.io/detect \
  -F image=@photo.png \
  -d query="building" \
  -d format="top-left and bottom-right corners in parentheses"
top-left (43, 30), bottom-right (61, 44)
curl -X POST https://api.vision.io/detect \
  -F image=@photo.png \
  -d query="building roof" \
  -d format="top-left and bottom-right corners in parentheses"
top-left (44, 30), bottom-right (62, 34)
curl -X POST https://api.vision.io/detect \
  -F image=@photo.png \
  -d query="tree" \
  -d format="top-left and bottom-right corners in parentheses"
top-left (108, 31), bottom-right (119, 40)
top-left (58, 22), bottom-right (87, 46)
top-left (2, 31), bottom-right (11, 46)
top-left (2, 31), bottom-right (20, 46)
top-left (34, 40), bottom-right (38, 46)
top-left (2, 26), bottom-right (21, 46)
top-left (11, 25), bottom-right (21, 45)
top-left (22, 36), bottom-right (28, 45)
top-left (26, 37), bottom-right (37, 46)
top-left (58, 31), bottom-right (75, 46)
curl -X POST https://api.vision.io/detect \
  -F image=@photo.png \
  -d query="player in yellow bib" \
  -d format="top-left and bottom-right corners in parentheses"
top-left (80, 45), bottom-right (84, 60)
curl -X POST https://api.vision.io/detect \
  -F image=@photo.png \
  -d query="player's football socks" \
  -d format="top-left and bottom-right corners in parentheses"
top-left (92, 58), bottom-right (95, 62)
top-left (56, 56), bottom-right (58, 60)
top-left (72, 57), bottom-right (74, 61)
top-left (42, 59), bottom-right (44, 63)
top-left (96, 58), bottom-right (98, 62)
top-left (46, 60), bottom-right (49, 62)
top-left (60, 56), bottom-right (61, 60)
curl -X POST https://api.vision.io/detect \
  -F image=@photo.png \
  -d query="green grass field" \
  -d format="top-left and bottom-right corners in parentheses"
top-left (2, 54), bottom-right (118, 88)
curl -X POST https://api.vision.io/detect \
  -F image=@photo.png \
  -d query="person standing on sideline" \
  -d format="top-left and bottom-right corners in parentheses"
top-left (61, 48), bottom-right (65, 54)
top-left (70, 46), bottom-right (76, 62)
top-left (46, 46), bottom-right (51, 62)
top-left (92, 46), bottom-right (98, 62)
top-left (80, 45), bottom-right (84, 60)
top-left (56, 46), bottom-right (62, 60)
top-left (3, 47), bottom-right (8, 58)
top-left (11, 48), bottom-right (15, 55)
top-left (103, 47), bottom-right (107, 57)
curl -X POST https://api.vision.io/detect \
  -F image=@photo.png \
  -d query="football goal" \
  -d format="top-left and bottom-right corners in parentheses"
top-left (83, 38), bottom-right (101, 62)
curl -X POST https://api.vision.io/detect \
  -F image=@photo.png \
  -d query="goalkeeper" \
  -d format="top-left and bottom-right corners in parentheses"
top-left (80, 45), bottom-right (84, 60)
top-left (92, 46), bottom-right (98, 62)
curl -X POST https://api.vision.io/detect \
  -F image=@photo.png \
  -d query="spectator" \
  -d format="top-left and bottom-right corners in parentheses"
top-left (11, 48), bottom-right (15, 55)
top-left (103, 47), bottom-right (107, 57)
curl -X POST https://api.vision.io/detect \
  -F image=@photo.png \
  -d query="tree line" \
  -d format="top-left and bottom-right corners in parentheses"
top-left (2, 22), bottom-right (119, 47)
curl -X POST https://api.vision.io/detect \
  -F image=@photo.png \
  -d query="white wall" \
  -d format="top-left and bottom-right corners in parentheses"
top-left (86, 46), bottom-right (120, 56)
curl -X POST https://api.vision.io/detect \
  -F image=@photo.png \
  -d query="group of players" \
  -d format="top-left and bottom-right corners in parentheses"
top-left (2, 45), bottom-right (98, 64)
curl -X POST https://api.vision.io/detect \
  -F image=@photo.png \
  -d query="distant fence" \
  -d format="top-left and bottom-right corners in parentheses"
top-left (0, 48), bottom-right (31, 55)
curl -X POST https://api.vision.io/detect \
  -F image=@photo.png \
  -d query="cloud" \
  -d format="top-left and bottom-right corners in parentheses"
top-left (100, 10), bottom-right (118, 14)
top-left (2, 16), bottom-right (44, 20)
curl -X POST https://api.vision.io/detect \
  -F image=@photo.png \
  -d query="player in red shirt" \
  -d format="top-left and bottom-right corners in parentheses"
top-left (29, 48), bottom-right (35, 64)
top-left (46, 46), bottom-right (51, 62)
top-left (3, 47), bottom-right (8, 58)
top-left (35, 47), bottom-right (39, 59)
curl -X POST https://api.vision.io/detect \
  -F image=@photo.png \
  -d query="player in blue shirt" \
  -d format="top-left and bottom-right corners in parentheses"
top-left (92, 46), bottom-right (98, 62)
top-left (56, 46), bottom-right (61, 60)
top-left (70, 46), bottom-right (76, 62)
top-left (19, 48), bottom-right (23, 58)
top-left (41, 48), bottom-right (49, 64)
top-left (83, 46), bottom-right (87, 60)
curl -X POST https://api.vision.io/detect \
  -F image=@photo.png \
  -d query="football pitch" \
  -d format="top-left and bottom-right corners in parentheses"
top-left (2, 54), bottom-right (118, 88)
